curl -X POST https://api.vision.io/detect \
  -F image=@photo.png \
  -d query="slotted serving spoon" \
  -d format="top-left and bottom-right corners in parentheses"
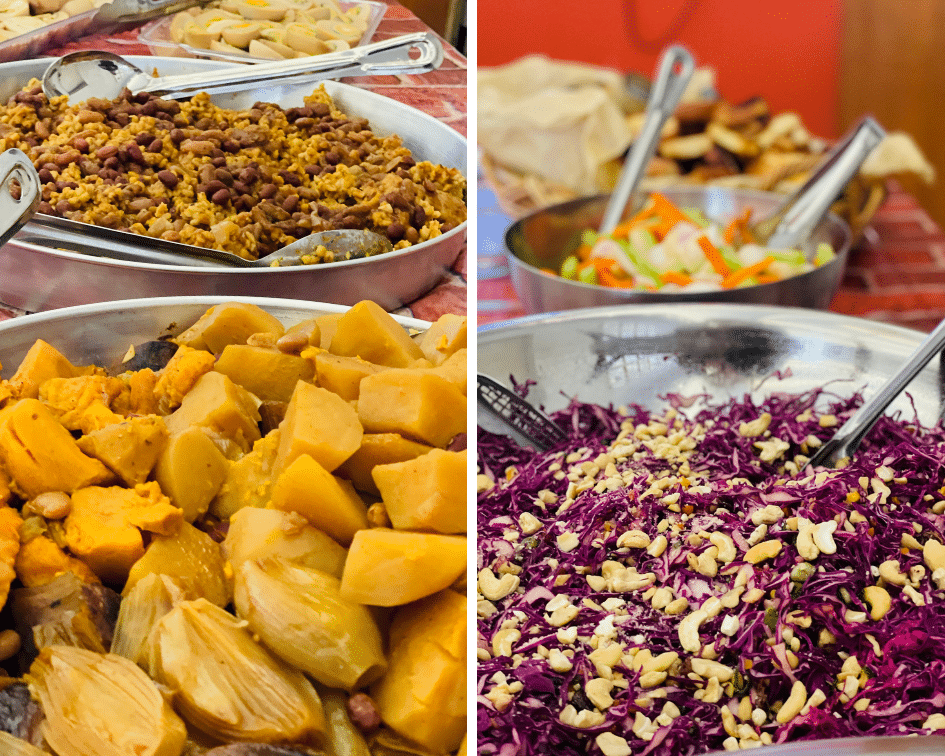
top-left (42, 31), bottom-right (443, 103)
top-left (477, 373), bottom-right (567, 451)
top-left (806, 314), bottom-right (945, 468)
top-left (0, 148), bottom-right (393, 267)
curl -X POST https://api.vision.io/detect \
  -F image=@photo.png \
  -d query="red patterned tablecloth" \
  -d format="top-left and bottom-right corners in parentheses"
top-left (0, 0), bottom-right (467, 322)
top-left (478, 180), bottom-right (945, 334)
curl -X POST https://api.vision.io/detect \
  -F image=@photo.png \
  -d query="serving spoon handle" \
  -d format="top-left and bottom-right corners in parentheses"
top-left (807, 314), bottom-right (945, 469)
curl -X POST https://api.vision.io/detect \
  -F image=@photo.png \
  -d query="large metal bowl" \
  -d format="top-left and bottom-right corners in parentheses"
top-left (503, 187), bottom-right (851, 314)
top-left (0, 57), bottom-right (466, 312)
top-left (0, 296), bottom-right (428, 368)
top-left (478, 303), bottom-right (939, 435)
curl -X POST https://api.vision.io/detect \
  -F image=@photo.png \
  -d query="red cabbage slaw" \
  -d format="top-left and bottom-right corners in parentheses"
top-left (477, 387), bottom-right (945, 755)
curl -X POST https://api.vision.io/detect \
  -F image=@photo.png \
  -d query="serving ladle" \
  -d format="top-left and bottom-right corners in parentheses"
top-left (806, 314), bottom-right (945, 469)
top-left (0, 148), bottom-right (393, 267)
top-left (42, 30), bottom-right (443, 103)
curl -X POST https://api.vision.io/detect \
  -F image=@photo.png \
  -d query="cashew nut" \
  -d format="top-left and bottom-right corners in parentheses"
top-left (744, 539), bottom-right (782, 564)
top-left (647, 534), bottom-right (668, 557)
top-left (691, 658), bottom-right (734, 682)
top-left (776, 680), bottom-right (808, 724)
top-left (924, 539), bottom-right (945, 571)
top-left (491, 628), bottom-right (520, 658)
top-left (878, 559), bottom-right (907, 586)
top-left (678, 609), bottom-right (708, 653)
top-left (478, 568), bottom-right (520, 601)
top-left (585, 678), bottom-right (614, 710)
top-left (811, 520), bottom-right (837, 554)
top-left (617, 529), bottom-right (650, 549)
top-left (710, 532), bottom-right (737, 563)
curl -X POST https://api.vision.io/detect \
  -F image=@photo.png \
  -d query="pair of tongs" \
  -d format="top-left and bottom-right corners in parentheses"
top-left (95, 0), bottom-right (202, 24)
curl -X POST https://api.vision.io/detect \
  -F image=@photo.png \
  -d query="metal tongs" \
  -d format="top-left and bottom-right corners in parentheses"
top-left (95, 0), bottom-right (202, 24)
top-left (806, 314), bottom-right (945, 469)
top-left (0, 149), bottom-right (40, 249)
top-left (477, 374), bottom-right (567, 451)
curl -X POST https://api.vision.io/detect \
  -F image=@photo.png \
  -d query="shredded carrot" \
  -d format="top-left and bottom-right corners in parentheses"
top-left (599, 267), bottom-right (635, 289)
top-left (698, 235), bottom-right (731, 277)
top-left (576, 243), bottom-right (594, 262)
top-left (754, 273), bottom-right (779, 285)
top-left (723, 208), bottom-right (755, 245)
top-left (721, 255), bottom-right (776, 288)
top-left (650, 193), bottom-right (691, 227)
top-left (660, 270), bottom-right (693, 287)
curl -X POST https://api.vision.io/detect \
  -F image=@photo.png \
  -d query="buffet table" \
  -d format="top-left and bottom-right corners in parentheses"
top-left (478, 179), bottom-right (945, 334)
top-left (0, 0), bottom-right (467, 322)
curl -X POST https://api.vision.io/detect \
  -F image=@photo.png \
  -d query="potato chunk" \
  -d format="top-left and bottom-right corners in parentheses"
top-left (269, 454), bottom-right (368, 546)
top-left (273, 380), bottom-right (362, 474)
top-left (336, 433), bottom-right (434, 497)
top-left (339, 529), bottom-right (465, 606)
top-left (330, 300), bottom-right (424, 368)
top-left (64, 482), bottom-right (183, 583)
top-left (164, 371), bottom-right (261, 455)
top-left (209, 431), bottom-right (280, 520)
top-left (0, 399), bottom-right (114, 498)
top-left (214, 345), bottom-right (315, 403)
top-left (373, 449), bottom-right (466, 534)
top-left (357, 372), bottom-right (465, 448)
top-left (76, 416), bottom-right (169, 487)
top-left (372, 589), bottom-right (466, 753)
top-left (416, 313), bottom-right (467, 366)
top-left (124, 520), bottom-right (230, 607)
top-left (310, 351), bottom-right (385, 401)
top-left (153, 427), bottom-right (229, 523)
top-left (175, 301), bottom-right (286, 354)
top-left (8, 339), bottom-right (88, 399)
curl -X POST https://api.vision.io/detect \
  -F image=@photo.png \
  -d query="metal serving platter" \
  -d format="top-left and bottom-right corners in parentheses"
top-left (478, 304), bottom-right (944, 441)
top-left (705, 736), bottom-right (945, 756)
top-left (0, 295), bottom-right (428, 369)
top-left (0, 56), bottom-right (467, 312)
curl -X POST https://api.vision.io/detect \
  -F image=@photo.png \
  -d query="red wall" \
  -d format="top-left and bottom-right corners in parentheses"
top-left (477, 0), bottom-right (842, 139)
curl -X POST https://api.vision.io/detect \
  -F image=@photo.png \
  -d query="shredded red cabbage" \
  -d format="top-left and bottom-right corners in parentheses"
top-left (477, 388), bottom-right (945, 755)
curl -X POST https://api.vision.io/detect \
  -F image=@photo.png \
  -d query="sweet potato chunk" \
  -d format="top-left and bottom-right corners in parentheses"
top-left (372, 589), bottom-right (466, 753)
top-left (153, 427), bottom-right (229, 523)
top-left (339, 529), bottom-right (466, 606)
top-left (152, 346), bottom-right (216, 415)
top-left (164, 371), bottom-right (261, 454)
top-left (310, 351), bottom-right (385, 402)
top-left (14, 534), bottom-right (100, 588)
top-left (223, 507), bottom-right (347, 578)
top-left (8, 340), bottom-right (89, 400)
top-left (416, 313), bottom-right (467, 366)
top-left (209, 431), bottom-right (280, 520)
top-left (336, 433), bottom-right (434, 498)
top-left (0, 399), bottom-right (114, 498)
top-left (64, 482), bottom-right (183, 584)
top-left (273, 380), bottom-right (362, 474)
top-left (214, 345), bottom-right (315, 403)
top-left (0, 504), bottom-right (21, 610)
top-left (357, 372), bottom-right (465, 448)
top-left (269, 454), bottom-right (368, 546)
top-left (175, 302), bottom-right (286, 354)
top-left (330, 300), bottom-right (424, 368)
top-left (372, 449), bottom-right (466, 534)
top-left (39, 375), bottom-right (127, 433)
top-left (76, 416), bottom-right (169, 487)
top-left (124, 520), bottom-right (230, 607)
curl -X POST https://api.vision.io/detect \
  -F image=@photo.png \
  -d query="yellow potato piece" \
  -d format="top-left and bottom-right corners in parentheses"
top-left (373, 449), bottom-right (466, 534)
top-left (416, 313), bottom-right (467, 366)
top-left (175, 301), bottom-right (286, 354)
top-left (214, 344), bottom-right (315, 403)
top-left (310, 351), bottom-right (384, 401)
top-left (273, 380), bottom-right (362, 474)
top-left (209, 430), bottom-right (279, 520)
top-left (269, 454), bottom-right (367, 546)
top-left (357, 371), bottom-right (465, 448)
top-left (372, 589), bottom-right (466, 753)
top-left (330, 300), bottom-right (424, 368)
top-left (164, 371), bottom-right (261, 455)
top-left (314, 312), bottom-right (343, 349)
top-left (336, 432), bottom-right (433, 498)
top-left (153, 426), bottom-right (229, 523)
top-left (339, 528), bottom-right (465, 606)
top-left (0, 399), bottom-right (113, 498)
top-left (124, 520), bottom-right (230, 607)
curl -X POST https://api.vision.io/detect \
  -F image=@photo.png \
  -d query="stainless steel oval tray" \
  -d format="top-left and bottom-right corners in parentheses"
top-left (0, 295), bottom-right (428, 368)
top-left (0, 57), bottom-right (467, 312)
top-left (478, 304), bottom-right (944, 434)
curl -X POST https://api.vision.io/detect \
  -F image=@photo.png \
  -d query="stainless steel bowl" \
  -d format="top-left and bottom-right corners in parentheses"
top-left (478, 304), bottom-right (939, 431)
top-left (0, 296), bottom-right (428, 368)
top-left (503, 187), bottom-right (851, 314)
top-left (0, 57), bottom-right (467, 312)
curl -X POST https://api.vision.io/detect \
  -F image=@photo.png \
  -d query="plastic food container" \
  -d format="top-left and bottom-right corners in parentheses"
top-left (137, 0), bottom-right (385, 63)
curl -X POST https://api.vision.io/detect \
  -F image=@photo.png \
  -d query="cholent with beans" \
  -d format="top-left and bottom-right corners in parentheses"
top-left (478, 386), bottom-right (945, 754)
top-left (0, 81), bottom-right (466, 263)
top-left (0, 300), bottom-right (467, 755)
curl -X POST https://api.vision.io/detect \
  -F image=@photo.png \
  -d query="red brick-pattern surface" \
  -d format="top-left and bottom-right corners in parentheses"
top-left (478, 180), bottom-right (945, 334)
top-left (0, 0), bottom-right (467, 322)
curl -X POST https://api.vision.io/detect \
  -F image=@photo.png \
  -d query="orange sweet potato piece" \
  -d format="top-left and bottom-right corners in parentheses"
top-left (372, 449), bottom-right (466, 534)
top-left (339, 528), bottom-right (465, 606)
top-left (357, 372), bottom-right (465, 448)
top-left (39, 375), bottom-right (128, 433)
top-left (153, 346), bottom-right (217, 415)
top-left (0, 399), bottom-right (114, 498)
top-left (329, 300), bottom-right (424, 368)
top-left (14, 534), bottom-right (100, 588)
top-left (336, 433), bottom-right (434, 498)
top-left (269, 454), bottom-right (368, 546)
top-left (64, 482), bottom-right (183, 583)
top-left (214, 345), bottom-right (315, 403)
top-left (76, 416), bottom-right (169, 487)
top-left (273, 380), bottom-right (362, 474)
top-left (7, 339), bottom-right (91, 400)
top-left (0, 504), bottom-right (22, 609)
